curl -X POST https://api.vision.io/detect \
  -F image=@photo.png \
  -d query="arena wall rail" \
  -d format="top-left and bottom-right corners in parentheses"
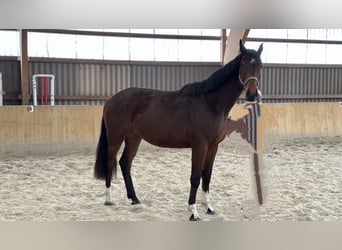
top-left (0, 103), bottom-right (341, 152)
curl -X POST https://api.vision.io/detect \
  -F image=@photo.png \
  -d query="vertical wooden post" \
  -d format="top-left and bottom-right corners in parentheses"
top-left (20, 29), bottom-right (29, 105)
top-left (223, 29), bottom-right (250, 64)
top-left (220, 29), bottom-right (227, 65)
top-left (241, 29), bottom-right (250, 44)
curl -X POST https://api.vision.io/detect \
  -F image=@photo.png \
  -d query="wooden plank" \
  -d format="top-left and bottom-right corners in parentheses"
top-left (62, 106), bottom-right (101, 143)
top-left (17, 105), bottom-right (36, 144)
top-left (34, 106), bottom-right (63, 143)
top-left (0, 106), bottom-right (19, 146)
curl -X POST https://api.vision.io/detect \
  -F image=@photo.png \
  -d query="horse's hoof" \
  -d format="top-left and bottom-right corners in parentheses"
top-left (131, 199), bottom-right (140, 205)
top-left (189, 214), bottom-right (201, 221)
top-left (104, 201), bottom-right (114, 206)
top-left (206, 208), bottom-right (216, 215)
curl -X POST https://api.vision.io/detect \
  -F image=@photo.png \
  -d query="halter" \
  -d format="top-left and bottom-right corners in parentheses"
top-left (238, 74), bottom-right (260, 89)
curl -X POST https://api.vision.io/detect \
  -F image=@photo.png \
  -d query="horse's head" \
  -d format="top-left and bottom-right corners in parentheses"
top-left (238, 40), bottom-right (263, 102)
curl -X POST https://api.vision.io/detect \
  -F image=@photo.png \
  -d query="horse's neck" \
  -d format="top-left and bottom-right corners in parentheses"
top-left (206, 77), bottom-right (242, 116)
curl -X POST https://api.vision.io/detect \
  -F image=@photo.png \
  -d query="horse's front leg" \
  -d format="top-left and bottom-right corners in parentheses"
top-left (201, 145), bottom-right (218, 215)
top-left (188, 144), bottom-right (208, 221)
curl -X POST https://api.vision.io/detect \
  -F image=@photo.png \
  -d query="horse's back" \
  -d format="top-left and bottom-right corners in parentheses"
top-left (106, 87), bottom-right (170, 112)
top-left (103, 87), bottom-right (173, 126)
top-left (103, 87), bottom-right (192, 147)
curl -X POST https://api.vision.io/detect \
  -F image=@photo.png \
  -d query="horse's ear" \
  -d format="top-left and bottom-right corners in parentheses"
top-left (239, 39), bottom-right (247, 54)
top-left (257, 43), bottom-right (263, 56)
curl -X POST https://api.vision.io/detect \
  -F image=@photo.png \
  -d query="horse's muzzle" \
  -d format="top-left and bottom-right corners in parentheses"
top-left (246, 89), bottom-right (261, 102)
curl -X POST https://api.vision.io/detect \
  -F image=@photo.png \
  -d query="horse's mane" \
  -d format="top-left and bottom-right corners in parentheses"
top-left (179, 55), bottom-right (242, 96)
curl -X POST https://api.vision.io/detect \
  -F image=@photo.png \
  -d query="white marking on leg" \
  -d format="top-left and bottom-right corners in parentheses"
top-left (188, 204), bottom-right (200, 220)
top-left (105, 187), bottom-right (112, 204)
top-left (202, 191), bottom-right (215, 213)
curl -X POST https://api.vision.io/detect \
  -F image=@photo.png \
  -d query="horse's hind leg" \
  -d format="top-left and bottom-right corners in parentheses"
top-left (119, 133), bottom-right (142, 205)
top-left (188, 144), bottom-right (208, 221)
top-left (104, 139), bottom-right (123, 206)
top-left (201, 145), bottom-right (218, 215)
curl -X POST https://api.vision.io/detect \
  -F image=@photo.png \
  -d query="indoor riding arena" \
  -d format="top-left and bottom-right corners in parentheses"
top-left (0, 29), bottom-right (341, 221)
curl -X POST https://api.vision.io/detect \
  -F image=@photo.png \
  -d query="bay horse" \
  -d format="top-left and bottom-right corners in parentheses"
top-left (94, 40), bottom-right (263, 221)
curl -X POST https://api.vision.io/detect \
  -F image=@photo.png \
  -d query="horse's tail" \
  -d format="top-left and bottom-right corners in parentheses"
top-left (94, 117), bottom-right (108, 180)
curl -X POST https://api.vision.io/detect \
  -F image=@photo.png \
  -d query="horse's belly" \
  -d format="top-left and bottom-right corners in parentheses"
top-left (132, 120), bottom-right (190, 148)
top-left (138, 130), bottom-right (190, 148)
top-left (143, 136), bottom-right (190, 148)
